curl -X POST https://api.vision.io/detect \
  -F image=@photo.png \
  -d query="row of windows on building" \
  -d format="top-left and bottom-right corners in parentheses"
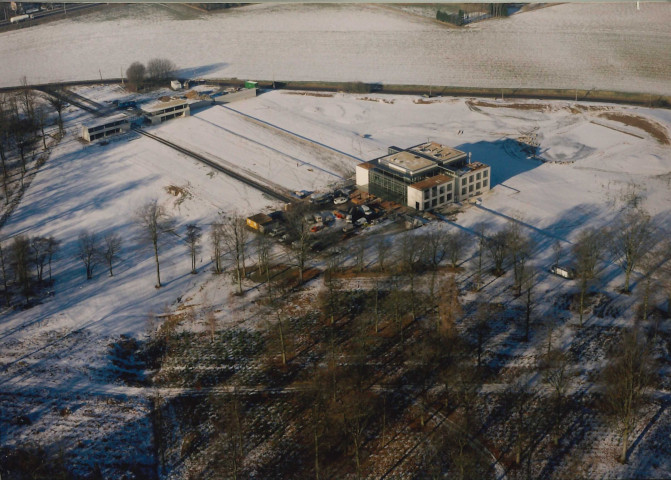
top-left (88, 128), bottom-right (122, 141)
top-left (461, 169), bottom-right (488, 186)
top-left (148, 104), bottom-right (188, 116)
top-left (87, 120), bottom-right (127, 133)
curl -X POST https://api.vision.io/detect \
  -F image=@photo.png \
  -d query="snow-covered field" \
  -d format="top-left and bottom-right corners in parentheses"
top-left (1, 88), bottom-right (670, 476)
top-left (1, 3), bottom-right (670, 94)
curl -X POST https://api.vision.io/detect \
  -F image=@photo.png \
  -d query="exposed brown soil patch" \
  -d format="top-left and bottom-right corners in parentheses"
top-left (467, 99), bottom-right (551, 112)
top-left (598, 112), bottom-right (670, 145)
top-left (282, 91), bottom-right (334, 98)
top-left (358, 96), bottom-right (394, 104)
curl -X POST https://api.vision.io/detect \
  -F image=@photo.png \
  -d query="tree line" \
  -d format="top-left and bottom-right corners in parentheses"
top-left (125, 58), bottom-right (177, 92)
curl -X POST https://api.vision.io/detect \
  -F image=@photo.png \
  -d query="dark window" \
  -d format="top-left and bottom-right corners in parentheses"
top-left (432, 186), bottom-right (437, 196)
top-left (432, 198), bottom-right (437, 207)
top-left (476, 172), bottom-right (481, 180)
top-left (469, 185), bottom-right (474, 192)
top-left (476, 182), bottom-right (481, 190)
top-left (483, 179), bottom-right (488, 187)
top-left (469, 176), bottom-right (474, 183)
top-left (447, 183), bottom-right (452, 191)
top-left (424, 201), bottom-right (430, 210)
top-left (439, 186), bottom-right (445, 194)
top-left (424, 190), bottom-right (430, 200)
top-left (439, 196), bottom-right (444, 204)
top-left (483, 170), bottom-right (488, 178)
top-left (447, 193), bottom-right (452, 201)
top-left (462, 188), bottom-right (466, 195)
top-left (415, 202), bottom-right (419, 210)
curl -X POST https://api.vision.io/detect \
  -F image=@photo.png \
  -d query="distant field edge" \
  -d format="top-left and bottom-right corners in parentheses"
top-left (2, 78), bottom-right (669, 110)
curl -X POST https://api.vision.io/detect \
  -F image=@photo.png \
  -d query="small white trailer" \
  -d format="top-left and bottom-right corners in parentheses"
top-left (550, 264), bottom-right (576, 279)
top-left (10, 14), bottom-right (33, 24)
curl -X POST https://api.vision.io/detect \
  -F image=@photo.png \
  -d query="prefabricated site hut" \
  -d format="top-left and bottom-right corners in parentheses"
top-left (141, 99), bottom-right (190, 125)
top-left (355, 142), bottom-right (491, 211)
top-left (246, 213), bottom-right (274, 233)
top-left (81, 114), bottom-right (131, 142)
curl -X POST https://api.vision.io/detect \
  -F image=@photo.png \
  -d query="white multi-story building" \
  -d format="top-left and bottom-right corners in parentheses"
top-left (81, 114), bottom-right (131, 142)
top-left (355, 142), bottom-right (491, 211)
top-left (141, 99), bottom-right (190, 125)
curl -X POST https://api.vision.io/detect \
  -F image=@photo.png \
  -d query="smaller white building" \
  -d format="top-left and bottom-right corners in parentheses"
top-left (142, 99), bottom-right (190, 125)
top-left (170, 80), bottom-right (182, 90)
top-left (81, 114), bottom-right (130, 142)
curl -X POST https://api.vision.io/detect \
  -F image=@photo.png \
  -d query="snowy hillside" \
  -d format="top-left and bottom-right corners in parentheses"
top-left (0, 3), bottom-right (670, 94)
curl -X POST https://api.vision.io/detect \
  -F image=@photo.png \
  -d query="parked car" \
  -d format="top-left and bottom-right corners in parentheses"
top-left (334, 196), bottom-right (348, 205)
top-left (342, 224), bottom-right (355, 234)
top-left (346, 214), bottom-right (353, 223)
top-left (310, 224), bottom-right (324, 233)
top-left (355, 217), bottom-right (368, 227)
top-left (361, 205), bottom-right (372, 216)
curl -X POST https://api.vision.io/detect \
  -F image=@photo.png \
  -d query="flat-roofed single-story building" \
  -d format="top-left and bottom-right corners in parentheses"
top-left (81, 114), bottom-right (131, 142)
top-left (142, 99), bottom-right (190, 125)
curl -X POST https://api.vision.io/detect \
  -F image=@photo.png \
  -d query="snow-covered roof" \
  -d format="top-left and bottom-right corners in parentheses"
top-left (82, 113), bottom-right (130, 129)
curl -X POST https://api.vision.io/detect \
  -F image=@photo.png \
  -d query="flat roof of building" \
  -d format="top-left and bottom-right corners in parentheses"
top-left (356, 162), bottom-right (377, 171)
top-left (248, 213), bottom-right (273, 224)
top-left (83, 113), bottom-right (130, 129)
top-left (142, 99), bottom-right (188, 114)
top-left (410, 142), bottom-right (467, 164)
top-left (380, 151), bottom-right (436, 175)
top-left (457, 161), bottom-right (489, 175)
top-left (409, 174), bottom-right (455, 191)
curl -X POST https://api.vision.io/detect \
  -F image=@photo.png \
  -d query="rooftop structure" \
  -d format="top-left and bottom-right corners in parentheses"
top-left (379, 151), bottom-right (436, 176)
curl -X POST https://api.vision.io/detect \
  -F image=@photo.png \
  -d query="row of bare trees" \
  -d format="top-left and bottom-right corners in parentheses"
top-left (125, 58), bottom-right (177, 91)
top-left (0, 234), bottom-right (59, 305)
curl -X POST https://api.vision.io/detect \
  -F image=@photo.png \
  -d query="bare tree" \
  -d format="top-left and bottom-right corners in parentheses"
top-left (438, 275), bottom-right (462, 335)
top-left (354, 238), bottom-right (366, 272)
top-left (78, 231), bottom-right (99, 280)
top-left (472, 301), bottom-right (492, 369)
top-left (474, 223), bottom-right (487, 290)
top-left (507, 222), bottom-right (532, 295)
top-left (542, 349), bottom-right (571, 446)
top-left (0, 241), bottom-right (10, 305)
top-left (146, 58), bottom-right (177, 82)
top-left (573, 228), bottom-right (603, 327)
top-left (611, 207), bottom-right (654, 293)
top-left (256, 234), bottom-right (272, 285)
top-left (125, 62), bottom-right (146, 91)
top-left (552, 239), bottom-right (563, 267)
top-left (45, 236), bottom-right (60, 283)
top-left (601, 328), bottom-right (655, 464)
top-left (486, 228), bottom-right (508, 276)
top-left (184, 224), bottom-right (201, 274)
top-left (446, 230), bottom-right (467, 268)
top-left (46, 90), bottom-right (65, 136)
top-left (210, 222), bottom-right (224, 274)
top-left (0, 97), bottom-right (10, 203)
top-left (136, 200), bottom-right (175, 288)
top-left (30, 236), bottom-right (49, 285)
top-left (285, 206), bottom-right (312, 285)
top-left (521, 266), bottom-right (537, 342)
top-left (11, 235), bottom-right (31, 301)
top-left (400, 234), bottom-right (422, 320)
top-left (103, 232), bottom-right (122, 276)
top-left (375, 236), bottom-right (390, 272)
top-left (35, 106), bottom-right (48, 150)
top-left (221, 215), bottom-right (249, 295)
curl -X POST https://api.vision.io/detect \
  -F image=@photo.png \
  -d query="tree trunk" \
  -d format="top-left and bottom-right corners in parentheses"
top-left (620, 425), bottom-right (629, 464)
top-left (277, 311), bottom-right (287, 366)
top-left (579, 279), bottom-right (586, 327)
top-left (153, 239), bottom-right (161, 287)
